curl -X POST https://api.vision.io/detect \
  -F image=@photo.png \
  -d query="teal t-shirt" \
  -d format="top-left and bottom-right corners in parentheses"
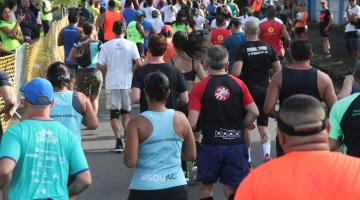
top-left (0, 120), bottom-right (89, 200)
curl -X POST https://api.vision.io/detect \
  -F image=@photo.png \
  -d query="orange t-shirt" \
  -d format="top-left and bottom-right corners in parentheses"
top-left (104, 11), bottom-right (122, 41)
top-left (235, 151), bottom-right (360, 200)
top-left (252, 0), bottom-right (262, 12)
top-left (295, 11), bottom-right (308, 28)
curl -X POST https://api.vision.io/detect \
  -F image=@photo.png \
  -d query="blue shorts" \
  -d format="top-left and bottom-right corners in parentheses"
top-left (197, 144), bottom-right (250, 188)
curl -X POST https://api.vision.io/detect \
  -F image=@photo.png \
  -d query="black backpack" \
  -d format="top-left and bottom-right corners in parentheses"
top-left (73, 40), bottom-right (101, 68)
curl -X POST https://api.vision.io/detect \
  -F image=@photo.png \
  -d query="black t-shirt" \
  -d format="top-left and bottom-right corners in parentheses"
top-left (320, 9), bottom-right (331, 29)
top-left (235, 41), bottom-right (278, 87)
top-left (132, 63), bottom-right (188, 112)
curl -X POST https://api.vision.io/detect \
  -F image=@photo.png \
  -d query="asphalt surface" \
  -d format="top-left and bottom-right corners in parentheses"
top-left (77, 92), bottom-right (277, 200)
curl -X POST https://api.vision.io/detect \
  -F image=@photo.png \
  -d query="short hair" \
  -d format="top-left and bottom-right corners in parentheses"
top-left (278, 94), bottom-right (325, 135)
top-left (145, 72), bottom-right (170, 102)
top-left (7, 0), bottom-right (17, 10)
top-left (112, 20), bottom-right (125, 35)
top-left (68, 11), bottom-right (79, 24)
top-left (82, 22), bottom-right (94, 36)
top-left (172, 31), bottom-right (188, 51)
top-left (266, 5), bottom-right (276, 18)
top-left (124, 0), bottom-right (132, 7)
top-left (47, 62), bottom-right (71, 88)
top-left (244, 20), bottom-right (258, 35)
top-left (206, 45), bottom-right (228, 70)
top-left (108, 0), bottom-right (116, 8)
top-left (148, 35), bottom-right (167, 57)
top-left (291, 41), bottom-right (312, 61)
top-left (229, 17), bottom-right (241, 28)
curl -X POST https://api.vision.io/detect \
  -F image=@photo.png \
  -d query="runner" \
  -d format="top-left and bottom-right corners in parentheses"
top-left (127, 10), bottom-right (146, 56)
top-left (161, 0), bottom-right (178, 25)
top-left (223, 17), bottom-right (246, 73)
top-left (259, 5), bottom-right (290, 63)
top-left (47, 61), bottom-right (98, 142)
top-left (294, 3), bottom-right (308, 41)
top-left (329, 63), bottom-right (360, 157)
top-left (188, 45), bottom-right (259, 200)
top-left (125, 72), bottom-right (196, 200)
top-left (0, 78), bottom-right (91, 199)
top-left (235, 94), bottom-right (360, 200)
top-left (342, 0), bottom-right (360, 74)
top-left (264, 40), bottom-right (337, 157)
top-left (0, 70), bottom-right (16, 142)
top-left (99, 0), bottom-right (121, 42)
top-left (58, 11), bottom-right (81, 81)
top-left (319, 0), bottom-right (332, 58)
top-left (131, 34), bottom-right (188, 113)
top-left (97, 21), bottom-right (142, 152)
top-left (208, 15), bottom-right (230, 45)
top-left (231, 20), bottom-right (281, 163)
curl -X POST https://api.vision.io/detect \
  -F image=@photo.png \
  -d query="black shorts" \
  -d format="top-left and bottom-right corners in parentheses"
top-left (248, 86), bottom-right (269, 126)
top-left (295, 27), bottom-right (306, 36)
top-left (320, 28), bottom-right (330, 37)
top-left (128, 185), bottom-right (188, 200)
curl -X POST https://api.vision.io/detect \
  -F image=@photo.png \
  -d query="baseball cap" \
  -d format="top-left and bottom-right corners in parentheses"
top-left (20, 78), bottom-right (54, 105)
top-left (161, 25), bottom-right (173, 34)
top-left (135, 10), bottom-right (144, 17)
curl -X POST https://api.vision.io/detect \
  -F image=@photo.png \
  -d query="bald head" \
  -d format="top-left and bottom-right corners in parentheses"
top-left (244, 20), bottom-right (259, 35)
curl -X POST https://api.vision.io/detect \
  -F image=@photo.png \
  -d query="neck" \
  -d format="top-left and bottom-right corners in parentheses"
top-left (54, 86), bottom-right (67, 92)
top-left (150, 56), bottom-right (164, 63)
top-left (232, 28), bottom-right (242, 34)
top-left (147, 102), bottom-right (167, 112)
top-left (208, 68), bottom-right (227, 75)
top-left (246, 35), bottom-right (258, 42)
top-left (176, 50), bottom-right (187, 56)
top-left (115, 34), bottom-right (124, 38)
top-left (22, 108), bottom-right (52, 121)
top-left (289, 60), bottom-right (311, 69)
top-left (283, 133), bottom-right (330, 153)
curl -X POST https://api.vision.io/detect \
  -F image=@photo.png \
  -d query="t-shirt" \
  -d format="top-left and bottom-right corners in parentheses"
top-left (210, 19), bottom-right (230, 29)
top-left (0, 20), bottom-right (21, 51)
top-left (320, 9), bottom-right (331, 29)
top-left (188, 74), bottom-right (254, 145)
top-left (132, 63), bottom-right (188, 112)
top-left (98, 38), bottom-right (140, 89)
top-left (80, 7), bottom-right (95, 23)
top-left (295, 11), bottom-right (308, 28)
top-left (329, 93), bottom-right (360, 156)
top-left (238, 15), bottom-right (260, 26)
top-left (123, 8), bottom-right (135, 24)
top-left (259, 18), bottom-right (284, 57)
top-left (161, 5), bottom-right (178, 23)
top-left (344, 5), bottom-right (360, 32)
top-left (193, 15), bottom-right (206, 30)
top-left (234, 41), bottom-right (278, 87)
top-left (0, 120), bottom-right (89, 200)
top-left (235, 151), bottom-right (360, 200)
top-left (223, 32), bottom-right (246, 72)
top-left (142, 19), bottom-right (153, 51)
top-left (148, 17), bottom-right (165, 33)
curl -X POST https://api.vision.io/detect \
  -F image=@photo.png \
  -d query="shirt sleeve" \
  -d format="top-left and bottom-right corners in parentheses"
top-left (69, 133), bottom-right (89, 175)
top-left (188, 77), bottom-right (210, 111)
top-left (0, 128), bottom-right (21, 163)
top-left (329, 102), bottom-right (344, 140)
top-left (131, 42), bottom-right (141, 60)
top-left (234, 45), bottom-right (245, 62)
top-left (97, 46), bottom-right (107, 65)
top-left (230, 75), bottom-right (254, 107)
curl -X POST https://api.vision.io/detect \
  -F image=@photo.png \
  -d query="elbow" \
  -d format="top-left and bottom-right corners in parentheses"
top-left (124, 159), bottom-right (137, 168)
top-left (130, 93), bottom-right (140, 104)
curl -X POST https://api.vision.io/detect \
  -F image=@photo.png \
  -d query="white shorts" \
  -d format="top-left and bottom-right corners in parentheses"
top-left (106, 89), bottom-right (132, 111)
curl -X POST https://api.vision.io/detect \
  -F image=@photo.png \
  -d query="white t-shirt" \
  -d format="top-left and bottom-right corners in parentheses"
top-left (210, 19), bottom-right (230, 29)
top-left (239, 15), bottom-right (260, 26)
top-left (174, 3), bottom-right (182, 12)
top-left (148, 17), bottom-right (165, 33)
top-left (161, 5), bottom-right (178, 23)
top-left (344, 5), bottom-right (360, 32)
top-left (193, 15), bottom-right (206, 30)
top-left (98, 38), bottom-right (140, 89)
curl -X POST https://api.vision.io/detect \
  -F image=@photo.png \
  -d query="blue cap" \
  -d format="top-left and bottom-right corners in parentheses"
top-left (135, 10), bottom-right (144, 17)
top-left (20, 78), bottom-right (54, 105)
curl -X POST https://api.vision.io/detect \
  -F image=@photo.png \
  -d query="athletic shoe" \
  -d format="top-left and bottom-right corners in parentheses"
top-left (114, 141), bottom-right (124, 153)
top-left (263, 153), bottom-right (272, 163)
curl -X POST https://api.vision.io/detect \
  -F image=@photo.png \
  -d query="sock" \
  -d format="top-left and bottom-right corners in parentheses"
top-left (248, 147), bottom-right (252, 163)
top-left (263, 143), bottom-right (271, 157)
top-left (228, 194), bottom-right (235, 200)
top-left (200, 197), bottom-right (214, 200)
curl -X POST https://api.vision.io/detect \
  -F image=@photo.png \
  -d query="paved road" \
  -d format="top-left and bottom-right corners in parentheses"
top-left (77, 93), bottom-right (277, 200)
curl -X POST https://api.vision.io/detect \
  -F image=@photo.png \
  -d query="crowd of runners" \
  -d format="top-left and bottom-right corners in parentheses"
top-left (1, 0), bottom-right (360, 199)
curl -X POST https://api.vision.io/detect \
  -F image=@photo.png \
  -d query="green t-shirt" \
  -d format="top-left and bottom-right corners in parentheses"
top-left (0, 120), bottom-right (89, 200)
top-left (127, 21), bottom-right (144, 44)
top-left (172, 23), bottom-right (186, 33)
top-left (227, 3), bottom-right (238, 17)
top-left (0, 20), bottom-right (21, 51)
top-left (329, 93), bottom-right (360, 141)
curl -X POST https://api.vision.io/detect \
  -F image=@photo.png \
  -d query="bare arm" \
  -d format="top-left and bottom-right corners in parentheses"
top-left (281, 24), bottom-right (290, 47)
top-left (337, 75), bottom-right (353, 99)
top-left (319, 72), bottom-right (337, 111)
top-left (136, 22), bottom-right (146, 38)
top-left (242, 102), bottom-right (259, 128)
top-left (188, 110), bottom-right (200, 130)
top-left (174, 111), bottom-right (196, 161)
top-left (130, 87), bottom-right (141, 104)
top-left (329, 138), bottom-right (342, 151)
top-left (0, 158), bottom-right (15, 188)
top-left (272, 60), bottom-right (282, 73)
top-left (68, 170), bottom-right (92, 197)
top-left (97, 63), bottom-right (107, 77)
top-left (178, 91), bottom-right (189, 105)
top-left (58, 29), bottom-right (64, 46)
top-left (325, 11), bottom-right (333, 31)
top-left (78, 92), bottom-right (98, 130)
top-left (195, 63), bottom-right (207, 80)
top-left (264, 71), bottom-right (281, 117)
top-left (124, 118), bottom-right (139, 168)
top-left (132, 58), bottom-right (143, 72)
top-left (231, 61), bottom-right (243, 77)
top-left (0, 85), bottom-right (16, 121)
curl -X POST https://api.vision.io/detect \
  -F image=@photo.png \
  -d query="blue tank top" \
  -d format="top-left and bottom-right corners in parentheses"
top-left (63, 25), bottom-right (79, 65)
top-left (50, 91), bottom-right (83, 141)
top-left (89, 42), bottom-right (100, 68)
top-left (129, 109), bottom-right (186, 190)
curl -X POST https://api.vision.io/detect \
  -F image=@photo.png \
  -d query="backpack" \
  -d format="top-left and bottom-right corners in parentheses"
top-left (73, 40), bottom-right (101, 68)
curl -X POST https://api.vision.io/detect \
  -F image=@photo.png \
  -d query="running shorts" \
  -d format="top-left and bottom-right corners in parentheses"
top-left (106, 89), bottom-right (132, 112)
top-left (77, 68), bottom-right (103, 96)
top-left (128, 185), bottom-right (188, 200)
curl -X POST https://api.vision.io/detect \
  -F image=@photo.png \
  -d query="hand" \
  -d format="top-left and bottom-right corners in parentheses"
top-left (247, 122), bottom-right (256, 130)
top-left (16, 13), bottom-right (25, 23)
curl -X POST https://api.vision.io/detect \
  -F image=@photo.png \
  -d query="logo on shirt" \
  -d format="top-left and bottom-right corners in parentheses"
top-left (214, 86), bottom-right (230, 101)
top-left (267, 26), bottom-right (275, 33)
top-left (217, 35), bottom-right (225, 42)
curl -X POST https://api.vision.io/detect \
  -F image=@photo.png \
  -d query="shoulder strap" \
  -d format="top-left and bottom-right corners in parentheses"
top-left (170, 58), bottom-right (175, 65)
top-left (191, 58), bottom-right (195, 71)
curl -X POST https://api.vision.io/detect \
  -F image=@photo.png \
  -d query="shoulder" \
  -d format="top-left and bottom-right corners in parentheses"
top-left (173, 110), bottom-right (188, 124)
top-left (316, 69), bottom-right (332, 84)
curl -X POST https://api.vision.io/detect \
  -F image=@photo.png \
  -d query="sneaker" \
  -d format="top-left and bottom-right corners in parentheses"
top-left (114, 141), bottom-right (124, 153)
top-left (263, 154), bottom-right (272, 163)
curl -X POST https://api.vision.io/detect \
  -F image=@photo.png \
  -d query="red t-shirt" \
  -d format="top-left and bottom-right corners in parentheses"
top-left (259, 18), bottom-right (283, 57)
top-left (211, 28), bottom-right (231, 45)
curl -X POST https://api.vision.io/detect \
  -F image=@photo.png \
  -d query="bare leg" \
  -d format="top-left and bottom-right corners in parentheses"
top-left (121, 113), bottom-right (131, 137)
top-left (223, 185), bottom-right (236, 199)
top-left (199, 183), bottom-right (213, 199)
top-left (90, 94), bottom-right (100, 115)
top-left (111, 118), bottom-right (120, 139)
top-left (258, 126), bottom-right (271, 161)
